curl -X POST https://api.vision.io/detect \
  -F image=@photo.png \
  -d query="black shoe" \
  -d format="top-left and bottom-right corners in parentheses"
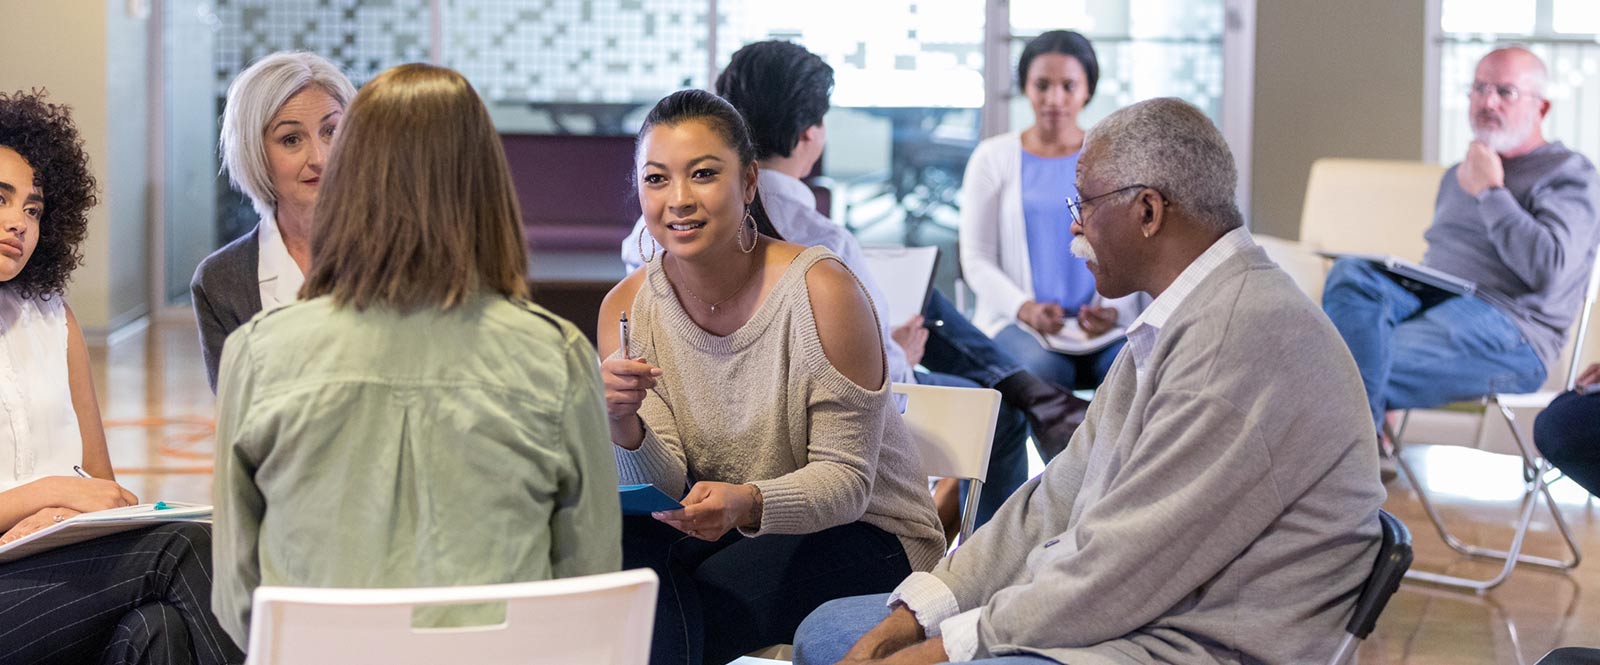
top-left (994, 371), bottom-right (1090, 462)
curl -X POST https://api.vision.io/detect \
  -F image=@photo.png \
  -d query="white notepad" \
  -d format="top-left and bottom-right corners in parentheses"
top-left (1017, 320), bottom-right (1127, 355)
top-left (0, 502), bottom-right (212, 563)
top-left (861, 245), bottom-right (940, 325)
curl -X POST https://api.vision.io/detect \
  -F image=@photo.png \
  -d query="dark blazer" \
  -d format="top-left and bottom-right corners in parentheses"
top-left (191, 226), bottom-right (262, 393)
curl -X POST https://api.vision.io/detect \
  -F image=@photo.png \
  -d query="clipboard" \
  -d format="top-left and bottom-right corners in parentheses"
top-left (0, 502), bottom-right (212, 564)
top-left (1318, 251), bottom-right (1477, 297)
top-left (619, 484), bottom-right (684, 516)
top-left (861, 246), bottom-right (940, 325)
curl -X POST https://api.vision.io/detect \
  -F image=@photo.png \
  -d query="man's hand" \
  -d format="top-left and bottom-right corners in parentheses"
top-left (1, 507), bottom-right (80, 546)
top-left (891, 315), bottom-right (930, 368)
top-left (1576, 363), bottom-right (1599, 392)
top-left (653, 481), bottom-right (760, 541)
top-left (842, 637), bottom-right (949, 665)
top-left (1076, 304), bottom-right (1119, 336)
top-left (1018, 301), bottom-right (1066, 335)
top-left (1457, 140), bottom-right (1506, 197)
top-left (839, 604), bottom-right (927, 662)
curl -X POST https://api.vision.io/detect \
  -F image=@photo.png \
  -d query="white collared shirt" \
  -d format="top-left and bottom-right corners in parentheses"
top-left (257, 215), bottom-right (306, 309)
top-left (889, 225), bottom-right (1258, 662)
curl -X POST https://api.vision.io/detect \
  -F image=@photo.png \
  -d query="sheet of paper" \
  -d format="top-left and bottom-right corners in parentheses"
top-left (861, 246), bottom-right (939, 325)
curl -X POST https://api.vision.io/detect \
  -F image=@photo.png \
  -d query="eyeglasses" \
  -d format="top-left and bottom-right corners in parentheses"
top-left (1468, 82), bottom-right (1538, 103)
top-left (1066, 184), bottom-right (1156, 225)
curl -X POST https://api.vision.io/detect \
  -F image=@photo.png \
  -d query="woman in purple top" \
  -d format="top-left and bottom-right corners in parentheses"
top-left (959, 31), bottom-right (1142, 393)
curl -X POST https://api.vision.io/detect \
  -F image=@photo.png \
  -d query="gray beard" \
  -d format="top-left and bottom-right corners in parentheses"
top-left (1473, 120), bottom-right (1534, 154)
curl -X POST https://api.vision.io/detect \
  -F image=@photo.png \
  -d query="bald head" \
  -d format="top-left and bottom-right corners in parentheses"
top-left (1479, 46), bottom-right (1548, 97)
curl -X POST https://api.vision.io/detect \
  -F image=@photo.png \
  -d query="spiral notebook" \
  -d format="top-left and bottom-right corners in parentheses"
top-left (0, 502), bottom-right (211, 563)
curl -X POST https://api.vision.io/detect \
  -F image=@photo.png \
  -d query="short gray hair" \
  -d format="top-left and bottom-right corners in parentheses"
top-left (1082, 97), bottom-right (1242, 231)
top-left (220, 51), bottom-right (356, 219)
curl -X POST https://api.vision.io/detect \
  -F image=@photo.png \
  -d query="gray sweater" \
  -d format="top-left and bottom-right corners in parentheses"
top-left (1423, 142), bottom-right (1600, 371)
top-left (614, 246), bottom-right (946, 571)
top-left (929, 246), bottom-right (1385, 664)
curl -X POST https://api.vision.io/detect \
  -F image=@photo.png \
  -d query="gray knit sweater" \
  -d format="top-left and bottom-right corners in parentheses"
top-left (930, 246), bottom-right (1386, 664)
top-left (1423, 141), bottom-right (1600, 371)
top-left (614, 246), bottom-right (946, 571)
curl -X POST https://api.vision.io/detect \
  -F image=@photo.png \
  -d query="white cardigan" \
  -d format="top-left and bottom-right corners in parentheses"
top-left (957, 132), bottom-right (1146, 341)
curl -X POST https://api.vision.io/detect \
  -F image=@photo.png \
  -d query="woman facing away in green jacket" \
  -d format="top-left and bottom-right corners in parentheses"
top-left (210, 63), bottom-right (621, 649)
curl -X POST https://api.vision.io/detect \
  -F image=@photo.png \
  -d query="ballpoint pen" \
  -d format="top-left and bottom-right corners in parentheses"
top-left (73, 465), bottom-right (90, 479)
top-left (619, 311), bottom-right (632, 360)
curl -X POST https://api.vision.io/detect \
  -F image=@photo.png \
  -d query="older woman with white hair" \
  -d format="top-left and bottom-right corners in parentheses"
top-left (191, 51), bottom-right (356, 391)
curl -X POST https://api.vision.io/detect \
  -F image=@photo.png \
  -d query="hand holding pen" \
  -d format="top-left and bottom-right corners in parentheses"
top-left (1077, 294), bottom-right (1118, 337)
top-left (603, 311), bottom-right (663, 449)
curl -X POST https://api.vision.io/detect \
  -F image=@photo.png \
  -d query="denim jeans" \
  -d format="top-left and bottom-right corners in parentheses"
top-left (793, 593), bottom-right (1059, 665)
top-left (621, 516), bottom-right (911, 665)
top-left (1321, 258), bottom-right (1547, 431)
top-left (921, 290), bottom-right (1024, 388)
top-left (992, 324), bottom-right (1125, 392)
top-left (914, 370), bottom-right (1029, 527)
top-left (1535, 390), bottom-right (1600, 497)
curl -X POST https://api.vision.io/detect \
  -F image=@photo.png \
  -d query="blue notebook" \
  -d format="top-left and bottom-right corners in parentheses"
top-left (620, 484), bottom-right (684, 515)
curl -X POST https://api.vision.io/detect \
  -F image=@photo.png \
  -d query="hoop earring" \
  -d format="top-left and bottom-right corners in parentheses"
top-left (738, 210), bottom-right (758, 254)
top-left (637, 226), bottom-right (659, 264)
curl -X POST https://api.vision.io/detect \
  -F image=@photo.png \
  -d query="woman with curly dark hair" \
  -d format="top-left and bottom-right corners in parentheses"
top-left (0, 89), bottom-right (243, 665)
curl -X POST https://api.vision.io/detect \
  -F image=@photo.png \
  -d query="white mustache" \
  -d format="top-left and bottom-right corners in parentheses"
top-left (1070, 236), bottom-right (1098, 263)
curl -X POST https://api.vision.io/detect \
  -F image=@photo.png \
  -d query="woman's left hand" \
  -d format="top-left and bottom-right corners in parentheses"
top-left (1077, 304), bottom-right (1119, 337)
top-left (0, 507), bottom-right (80, 546)
top-left (654, 481), bottom-right (761, 541)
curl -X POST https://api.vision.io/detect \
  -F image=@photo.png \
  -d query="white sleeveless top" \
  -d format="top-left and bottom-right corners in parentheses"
top-left (0, 289), bottom-right (82, 492)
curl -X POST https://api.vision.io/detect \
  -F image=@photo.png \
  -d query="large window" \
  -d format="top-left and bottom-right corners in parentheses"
top-left (159, 0), bottom-right (1242, 304)
top-left (1435, 0), bottom-right (1600, 165)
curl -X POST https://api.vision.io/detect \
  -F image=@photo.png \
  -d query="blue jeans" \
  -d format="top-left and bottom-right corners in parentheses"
top-left (914, 370), bottom-right (1029, 528)
top-left (992, 324), bottom-right (1125, 391)
top-left (1322, 258), bottom-right (1546, 431)
top-left (921, 290), bottom-right (1024, 387)
top-left (793, 593), bottom-right (1058, 665)
top-left (621, 516), bottom-right (910, 665)
top-left (1535, 390), bottom-right (1600, 497)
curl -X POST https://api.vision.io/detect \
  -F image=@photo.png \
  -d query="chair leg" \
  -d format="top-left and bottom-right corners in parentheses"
top-left (1392, 405), bottom-right (1583, 592)
top-left (957, 479), bottom-right (983, 546)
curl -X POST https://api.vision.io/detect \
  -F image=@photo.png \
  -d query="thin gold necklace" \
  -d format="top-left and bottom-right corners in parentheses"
top-left (667, 244), bottom-right (763, 313)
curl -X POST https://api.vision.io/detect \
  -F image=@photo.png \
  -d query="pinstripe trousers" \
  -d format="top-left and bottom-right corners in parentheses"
top-left (0, 522), bottom-right (244, 665)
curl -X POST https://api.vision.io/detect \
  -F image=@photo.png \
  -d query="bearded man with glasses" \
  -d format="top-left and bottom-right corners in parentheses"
top-left (1321, 46), bottom-right (1600, 456)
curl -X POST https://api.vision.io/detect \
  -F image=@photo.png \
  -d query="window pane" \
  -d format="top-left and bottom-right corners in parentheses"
top-left (1441, 0), bottom-right (1535, 34)
top-left (1007, 1), bottom-right (1226, 135)
top-left (1554, 0), bottom-right (1600, 34)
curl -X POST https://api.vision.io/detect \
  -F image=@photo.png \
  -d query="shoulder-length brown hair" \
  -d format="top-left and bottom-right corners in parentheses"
top-left (302, 63), bottom-right (527, 311)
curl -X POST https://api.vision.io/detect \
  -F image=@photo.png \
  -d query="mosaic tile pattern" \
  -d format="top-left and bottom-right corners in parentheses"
top-left (445, 0), bottom-right (711, 103)
top-left (212, 0), bottom-right (432, 96)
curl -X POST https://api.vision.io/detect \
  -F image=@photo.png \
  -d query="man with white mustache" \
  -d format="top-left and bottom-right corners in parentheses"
top-left (1322, 46), bottom-right (1600, 451)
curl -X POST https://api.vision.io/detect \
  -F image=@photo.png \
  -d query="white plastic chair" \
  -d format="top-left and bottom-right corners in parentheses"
top-left (1391, 245), bottom-right (1600, 591)
top-left (244, 569), bottom-right (658, 665)
top-left (893, 382), bottom-right (1002, 544)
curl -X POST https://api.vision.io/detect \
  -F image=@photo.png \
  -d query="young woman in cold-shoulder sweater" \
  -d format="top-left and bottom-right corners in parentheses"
top-left (596, 89), bottom-right (944, 665)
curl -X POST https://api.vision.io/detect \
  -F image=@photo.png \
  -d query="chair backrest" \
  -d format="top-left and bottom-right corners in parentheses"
top-left (1347, 510), bottom-right (1413, 640)
top-left (891, 382), bottom-right (1000, 483)
top-left (1299, 158), bottom-right (1445, 262)
top-left (245, 569), bottom-right (658, 665)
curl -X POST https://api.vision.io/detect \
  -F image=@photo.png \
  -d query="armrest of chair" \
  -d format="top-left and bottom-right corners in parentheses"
top-left (1347, 510), bottom-right (1413, 640)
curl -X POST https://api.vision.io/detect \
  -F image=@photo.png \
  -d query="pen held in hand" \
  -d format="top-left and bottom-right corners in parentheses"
top-left (619, 312), bottom-right (632, 360)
